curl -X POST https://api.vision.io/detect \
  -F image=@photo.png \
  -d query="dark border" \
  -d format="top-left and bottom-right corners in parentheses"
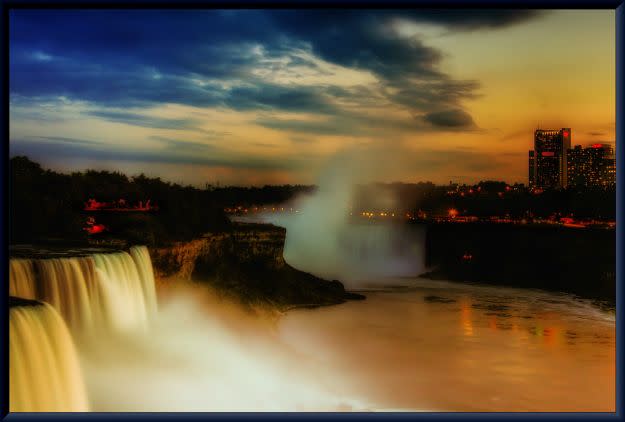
top-left (1, 1), bottom-right (622, 420)
top-left (0, 0), bottom-right (624, 8)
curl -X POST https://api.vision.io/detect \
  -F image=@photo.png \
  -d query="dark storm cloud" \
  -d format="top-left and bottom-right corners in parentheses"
top-left (257, 106), bottom-right (480, 135)
top-left (10, 9), bottom-right (545, 135)
top-left (269, 10), bottom-right (544, 80)
top-left (224, 84), bottom-right (337, 113)
top-left (390, 79), bottom-right (481, 110)
top-left (422, 109), bottom-right (476, 129)
top-left (397, 10), bottom-right (544, 30)
top-left (258, 102), bottom-right (483, 135)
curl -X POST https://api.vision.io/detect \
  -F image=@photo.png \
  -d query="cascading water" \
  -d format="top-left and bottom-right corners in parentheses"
top-left (9, 259), bottom-right (37, 300)
top-left (276, 214), bottom-right (427, 286)
top-left (259, 156), bottom-right (428, 287)
top-left (34, 256), bottom-right (108, 333)
top-left (9, 298), bottom-right (89, 412)
top-left (130, 246), bottom-right (158, 316)
top-left (8, 246), bottom-right (158, 333)
top-left (8, 246), bottom-right (158, 412)
top-left (92, 249), bottom-right (153, 332)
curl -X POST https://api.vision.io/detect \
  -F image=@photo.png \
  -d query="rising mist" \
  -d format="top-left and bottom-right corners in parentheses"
top-left (264, 149), bottom-right (427, 288)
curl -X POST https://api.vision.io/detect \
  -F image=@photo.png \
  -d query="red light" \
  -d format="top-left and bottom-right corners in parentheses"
top-left (591, 143), bottom-right (603, 149)
top-left (562, 130), bottom-right (569, 137)
top-left (85, 224), bottom-right (106, 234)
top-left (84, 198), bottom-right (157, 212)
top-left (541, 151), bottom-right (555, 157)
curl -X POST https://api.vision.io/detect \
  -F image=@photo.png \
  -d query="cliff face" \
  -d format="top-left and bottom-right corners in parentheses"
top-left (150, 223), bottom-right (285, 279)
top-left (150, 234), bottom-right (229, 280)
top-left (149, 223), bottom-right (364, 309)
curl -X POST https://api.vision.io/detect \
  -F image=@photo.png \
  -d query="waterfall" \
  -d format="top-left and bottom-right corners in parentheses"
top-left (279, 219), bottom-right (426, 285)
top-left (8, 246), bottom-right (158, 333)
top-left (35, 256), bottom-right (108, 333)
top-left (8, 246), bottom-right (157, 411)
top-left (9, 259), bottom-right (37, 300)
top-left (130, 246), bottom-right (158, 317)
top-left (9, 299), bottom-right (89, 412)
top-left (92, 249), bottom-right (152, 332)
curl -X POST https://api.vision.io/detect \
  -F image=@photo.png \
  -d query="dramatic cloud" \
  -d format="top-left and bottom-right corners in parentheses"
top-left (422, 109), bottom-right (476, 129)
top-left (395, 10), bottom-right (544, 30)
top-left (12, 9), bottom-right (591, 186)
top-left (10, 10), bottom-right (542, 117)
top-left (224, 83), bottom-right (337, 113)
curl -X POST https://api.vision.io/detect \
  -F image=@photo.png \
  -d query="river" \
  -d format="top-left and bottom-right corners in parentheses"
top-left (279, 277), bottom-right (615, 412)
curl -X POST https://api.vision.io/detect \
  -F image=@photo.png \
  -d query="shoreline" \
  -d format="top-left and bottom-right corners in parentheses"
top-left (420, 270), bottom-right (615, 308)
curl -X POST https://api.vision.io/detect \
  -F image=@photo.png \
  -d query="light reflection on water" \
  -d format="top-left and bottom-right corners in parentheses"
top-left (279, 278), bottom-right (615, 412)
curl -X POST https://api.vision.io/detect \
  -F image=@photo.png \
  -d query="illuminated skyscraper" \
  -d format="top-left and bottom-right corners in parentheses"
top-left (567, 143), bottom-right (615, 188)
top-left (528, 128), bottom-right (571, 188)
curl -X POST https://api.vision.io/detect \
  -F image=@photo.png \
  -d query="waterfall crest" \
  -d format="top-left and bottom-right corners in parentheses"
top-left (9, 246), bottom-right (158, 333)
top-left (35, 256), bottom-right (107, 332)
top-left (9, 301), bottom-right (89, 412)
top-left (9, 259), bottom-right (37, 300)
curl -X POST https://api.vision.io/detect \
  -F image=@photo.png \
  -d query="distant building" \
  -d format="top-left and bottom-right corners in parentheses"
top-left (528, 128), bottom-right (571, 189)
top-left (567, 143), bottom-right (615, 188)
top-left (528, 151), bottom-right (535, 186)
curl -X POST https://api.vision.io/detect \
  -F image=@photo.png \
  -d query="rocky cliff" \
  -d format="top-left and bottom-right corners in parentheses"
top-left (149, 222), bottom-right (364, 310)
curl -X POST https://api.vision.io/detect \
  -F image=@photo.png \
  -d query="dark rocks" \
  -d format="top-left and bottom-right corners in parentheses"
top-left (150, 223), bottom-right (366, 310)
top-left (10, 244), bottom-right (121, 259)
top-left (345, 292), bottom-right (366, 301)
top-left (9, 296), bottom-right (44, 308)
top-left (424, 295), bottom-right (457, 304)
top-left (471, 303), bottom-right (510, 312)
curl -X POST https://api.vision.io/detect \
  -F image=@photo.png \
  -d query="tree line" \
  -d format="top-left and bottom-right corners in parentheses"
top-left (9, 157), bottom-right (615, 246)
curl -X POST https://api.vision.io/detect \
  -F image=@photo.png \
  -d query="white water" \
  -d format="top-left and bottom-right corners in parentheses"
top-left (79, 286), bottom-right (373, 412)
top-left (9, 240), bottom-right (615, 412)
top-left (9, 247), bottom-right (371, 412)
top-left (9, 303), bottom-right (89, 412)
top-left (9, 246), bottom-right (159, 412)
top-left (280, 217), bottom-right (426, 286)
top-left (9, 246), bottom-right (157, 333)
top-left (92, 250), bottom-right (151, 332)
top-left (240, 211), bottom-right (427, 286)
top-left (9, 259), bottom-right (37, 300)
top-left (130, 246), bottom-right (158, 316)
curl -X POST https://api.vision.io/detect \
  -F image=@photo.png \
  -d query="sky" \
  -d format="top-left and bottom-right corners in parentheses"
top-left (9, 10), bottom-right (615, 186)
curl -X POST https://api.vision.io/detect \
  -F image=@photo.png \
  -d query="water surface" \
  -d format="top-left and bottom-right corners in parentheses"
top-left (279, 278), bottom-right (615, 412)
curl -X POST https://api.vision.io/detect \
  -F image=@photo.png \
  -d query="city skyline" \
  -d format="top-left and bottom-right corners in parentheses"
top-left (9, 10), bottom-right (615, 186)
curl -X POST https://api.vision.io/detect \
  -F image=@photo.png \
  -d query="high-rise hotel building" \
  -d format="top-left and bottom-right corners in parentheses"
top-left (529, 128), bottom-right (615, 189)
top-left (567, 143), bottom-right (616, 188)
top-left (528, 128), bottom-right (571, 188)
